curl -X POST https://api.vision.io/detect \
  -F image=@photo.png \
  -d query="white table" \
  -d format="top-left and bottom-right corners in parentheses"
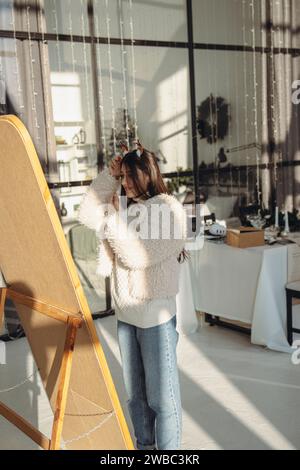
top-left (188, 240), bottom-right (300, 353)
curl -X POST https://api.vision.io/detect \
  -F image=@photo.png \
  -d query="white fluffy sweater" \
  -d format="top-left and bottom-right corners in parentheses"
top-left (78, 168), bottom-right (187, 310)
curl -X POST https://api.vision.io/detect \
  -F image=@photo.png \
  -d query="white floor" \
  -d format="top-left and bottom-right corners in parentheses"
top-left (0, 314), bottom-right (300, 450)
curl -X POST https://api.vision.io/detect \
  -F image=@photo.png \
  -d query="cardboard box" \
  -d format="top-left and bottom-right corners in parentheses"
top-left (226, 227), bottom-right (265, 248)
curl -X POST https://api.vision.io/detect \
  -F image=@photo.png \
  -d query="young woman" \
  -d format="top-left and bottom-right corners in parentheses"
top-left (78, 145), bottom-right (187, 450)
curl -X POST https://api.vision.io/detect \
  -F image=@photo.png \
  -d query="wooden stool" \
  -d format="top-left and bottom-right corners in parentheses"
top-left (286, 282), bottom-right (300, 345)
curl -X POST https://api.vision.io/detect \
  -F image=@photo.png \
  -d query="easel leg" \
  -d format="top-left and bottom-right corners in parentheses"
top-left (0, 288), bottom-right (7, 334)
top-left (49, 317), bottom-right (79, 450)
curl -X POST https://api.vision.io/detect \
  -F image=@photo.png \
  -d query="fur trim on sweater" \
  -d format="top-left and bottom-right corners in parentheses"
top-left (78, 168), bottom-right (188, 307)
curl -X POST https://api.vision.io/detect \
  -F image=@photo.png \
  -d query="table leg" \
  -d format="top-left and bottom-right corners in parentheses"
top-left (286, 291), bottom-right (293, 346)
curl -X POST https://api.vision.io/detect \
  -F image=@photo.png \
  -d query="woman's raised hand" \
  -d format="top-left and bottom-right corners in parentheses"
top-left (109, 155), bottom-right (122, 178)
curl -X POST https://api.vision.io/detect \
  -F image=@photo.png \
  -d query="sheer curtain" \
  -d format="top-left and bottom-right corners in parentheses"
top-left (261, 0), bottom-right (300, 212)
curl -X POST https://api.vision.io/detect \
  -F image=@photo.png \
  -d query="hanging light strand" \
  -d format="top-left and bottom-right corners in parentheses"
top-left (0, 48), bottom-right (6, 111)
top-left (118, 0), bottom-right (130, 146)
top-left (67, 0), bottom-right (82, 147)
top-left (26, 5), bottom-right (40, 140)
top-left (105, 0), bottom-right (117, 155)
top-left (94, 6), bottom-right (107, 162)
top-left (68, 0), bottom-right (76, 74)
top-left (212, 0), bottom-right (219, 190)
top-left (128, 0), bottom-right (138, 140)
top-left (283, 0), bottom-right (293, 211)
top-left (204, 4), bottom-right (214, 189)
top-left (227, 47), bottom-right (235, 201)
top-left (173, 71), bottom-right (180, 172)
top-left (80, 0), bottom-right (92, 122)
top-left (275, 0), bottom-right (284, 192)
top-left (52, 0), bottom-right (68, 145)
top-left (250, 1), bottom-right (261, 205)
top-left (52, 0), bottom-right (62, 73)
top-left (80, 0), bottom-right (93, 161)
top-left (224, 0), bottom-right (236, 203)
top-left (284, 0), bottom-right (293, 157)
top-left (269, 0), bottom-right (278, 188)
top-left (38, 2), bottom-right (53, 157)
top-left (242, 0), bottom-right (250, 204)
top-left (11, 5), bottom-right (24, 114)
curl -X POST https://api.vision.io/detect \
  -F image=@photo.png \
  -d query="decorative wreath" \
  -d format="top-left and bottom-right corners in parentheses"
top-left (197, 94), bottom-right (230, 144)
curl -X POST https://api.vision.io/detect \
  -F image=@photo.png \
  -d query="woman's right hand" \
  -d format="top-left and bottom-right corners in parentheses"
top-left (109, 155), bottom-right (122, 178)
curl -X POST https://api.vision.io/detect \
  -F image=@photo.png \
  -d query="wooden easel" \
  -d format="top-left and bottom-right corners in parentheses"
top-left (0, 286), bottom-right (83, 450)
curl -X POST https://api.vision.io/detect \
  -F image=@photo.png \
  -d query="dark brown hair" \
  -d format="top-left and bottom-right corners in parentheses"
top-left (120, 148), bottom-right (189, 263)
top-left (121, 148), bottom-right (169, 201)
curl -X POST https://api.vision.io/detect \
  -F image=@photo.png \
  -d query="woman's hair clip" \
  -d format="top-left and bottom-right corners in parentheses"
top-left (135, 139), bottom-right (144, 157)
top-left (119, 141), bottom-right (129, 156)
top-left (119, 139), bottom-right (144, 157)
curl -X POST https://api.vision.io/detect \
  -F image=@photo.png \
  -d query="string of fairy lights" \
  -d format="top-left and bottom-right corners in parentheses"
top-left (283, 0), bottom-right (294, 209)
top-left (51, 0), bottom-right (68, 183)
top-left (211, 0), bottom-right (219, 191)
top-left (225, 0), bottom-right (237, 203)
top-left (118, 0), bottom-right (130, 147)
top-left (203, 5), bottom-right (215, 192)
top-left (288, 1), bottom-right (296, 212)
top-left (172, 66), bottom-right (180, 175)
top-left (80, 0), bottom-right (94, 164)
top-left (104, 0), bottom-right (117, 155)
top-left (275, 0), bottom-right (285, 203)
top-left (268, 0), bottom-right (278, 192)
top-left (67, 0), bottom-right (83, 152)
top-left (52, 0), bottom-right (62, 73)
top-left (128, 0), bottom-right (138, 141)
top-left (26, 5), bottom-right (40, 142)
top-left (250, 0), bottom-right (261, 206)
top-left (235, 7), bottom-right (244, 201)
top-left (242, 0), bottom-right (250, 205)
top-left (38, 1), bottom-right (53, 163)
top-left (0, 44), bottom-right (6, 111)
top-left (94, 6), bottom-right (107, 162)
top-left (68, 0), bottom-right (76, 76)
top-left (275, 0), bottom-right (283, 170)
top-left (223, 2), bottom-right (234, 203)
top-left (10, 4), bottom-right (24, 117)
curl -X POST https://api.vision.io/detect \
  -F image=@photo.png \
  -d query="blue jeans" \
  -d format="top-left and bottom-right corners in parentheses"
top-left (117, 315), bottom-right (182, 450)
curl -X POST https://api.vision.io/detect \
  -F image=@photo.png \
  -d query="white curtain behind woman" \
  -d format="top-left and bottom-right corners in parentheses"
top-left (261, 0), bottom-right (300, 212)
